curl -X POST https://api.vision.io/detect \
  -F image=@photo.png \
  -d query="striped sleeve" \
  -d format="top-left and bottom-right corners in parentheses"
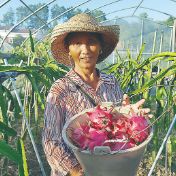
top-left (113, 76), bottom-right (123, 105)
top-left (42, 84), bottom-right (79, 175)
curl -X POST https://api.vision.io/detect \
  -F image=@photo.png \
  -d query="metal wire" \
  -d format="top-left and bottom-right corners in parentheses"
top-left (95, 6), bottom-right (136, 20)
top-left (1, 0), bottom-right (175, 49)
top-left (19, 0), bottom-right (52, 30)
top-left (132, 0), bottom-right (144, 16)
top-left (0, 0), bottom-right (10, 8)
top-left (102, 93), bottom-right (176, 155)
top-left (148, 114), bottom-right (176, 176)
top-left (84, 0), bottom-right (122, 14)
top-left (0, 0), bottom-right (55, 49)
top-left (21, 0), bottom-right (91, 46)
top-left (100, 15), bottom-right (173, 27)
top-left (95, 5), bottom-right (175, 23)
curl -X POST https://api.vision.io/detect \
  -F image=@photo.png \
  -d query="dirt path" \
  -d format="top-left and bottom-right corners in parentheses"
top-left (1, 118), bottom-right (176, 176)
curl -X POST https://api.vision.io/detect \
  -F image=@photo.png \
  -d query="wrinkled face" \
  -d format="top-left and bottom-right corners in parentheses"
top-left (68, 32), bottom-right (101, 70)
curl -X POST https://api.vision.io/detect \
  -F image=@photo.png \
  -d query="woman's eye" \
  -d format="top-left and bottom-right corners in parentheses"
top-left (89, 40), bottom-right (94, 44)
top-left (74, 42), bottom-right (80, 45)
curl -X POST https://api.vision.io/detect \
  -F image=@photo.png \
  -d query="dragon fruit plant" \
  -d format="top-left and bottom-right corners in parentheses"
top-left (71, 105), bottom-right (150, 152)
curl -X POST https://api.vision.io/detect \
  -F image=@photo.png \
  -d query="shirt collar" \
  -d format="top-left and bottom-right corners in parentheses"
top-left (65, 68), bottom-right (114, 86)
top-left (99, 69), bottom-right (114, 85)
top-left (65, 68), bottom-right (84, 87)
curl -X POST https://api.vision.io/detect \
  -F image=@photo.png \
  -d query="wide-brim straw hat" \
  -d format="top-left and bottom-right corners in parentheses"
top-left (50, 14), bottom-right (120, 67)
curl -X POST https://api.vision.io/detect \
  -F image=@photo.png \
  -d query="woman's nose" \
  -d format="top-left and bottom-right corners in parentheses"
top-left (81, 44), bottom-right (89, 54)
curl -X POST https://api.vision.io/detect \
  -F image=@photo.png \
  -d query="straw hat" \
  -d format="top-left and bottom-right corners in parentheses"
top-left (50, 14), bottom-right (120, 67)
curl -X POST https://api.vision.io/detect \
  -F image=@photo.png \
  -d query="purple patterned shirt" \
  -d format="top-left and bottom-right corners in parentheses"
top-left (42, 68), bottom-right (123, 175)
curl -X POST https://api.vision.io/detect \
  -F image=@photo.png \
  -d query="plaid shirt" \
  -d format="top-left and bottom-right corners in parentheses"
top-left (42, 68), bottom-right (123, 176)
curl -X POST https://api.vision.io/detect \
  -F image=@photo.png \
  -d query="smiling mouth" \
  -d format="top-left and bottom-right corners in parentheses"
top-left (81, 57), bottom-right (92, 60)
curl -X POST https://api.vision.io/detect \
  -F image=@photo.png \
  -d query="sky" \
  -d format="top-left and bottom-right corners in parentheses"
top-left (0, 0), bottom-right (176, 24)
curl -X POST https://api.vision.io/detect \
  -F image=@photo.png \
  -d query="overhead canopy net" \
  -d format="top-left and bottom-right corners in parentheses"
top-left (0, 1), bottom-right (176, 175)
top-left (0, 0), bottom-right (175, 63)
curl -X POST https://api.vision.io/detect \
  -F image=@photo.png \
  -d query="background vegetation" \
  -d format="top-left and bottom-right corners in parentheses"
top-left (0, 3), bottom-right (176, 175)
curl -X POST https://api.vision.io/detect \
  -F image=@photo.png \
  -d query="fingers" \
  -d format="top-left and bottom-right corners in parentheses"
top-left (140, 108), bottom-right (151, 114)
top-left (121, 95), bottom-right (153, 119)
top-left (122, 94), bottom-right (130, 106)
top-left (137, 108), bottom-right (153, 119)
top-left (147, 114), bottom-right (153, 119)
top-left (134, 99), bottom-right (145, 109)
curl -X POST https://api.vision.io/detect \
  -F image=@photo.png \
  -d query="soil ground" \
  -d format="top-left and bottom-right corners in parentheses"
top-left (0, 118), bottom-right (176, 176)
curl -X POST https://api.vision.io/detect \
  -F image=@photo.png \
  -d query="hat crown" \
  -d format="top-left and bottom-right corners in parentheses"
top-left (67, 14), bottom-right (99, 26)
top-left (51, 14), bottom-right (119, 67)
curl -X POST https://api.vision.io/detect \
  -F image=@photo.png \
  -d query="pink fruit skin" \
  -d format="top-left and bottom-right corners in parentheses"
top-left (71, 105), bottom-right (149, 152)
top-left (86, 128), bottom-right (108, 151)
top-left (72, 124), bottom-right (89, 148)
top-left (126, 110), bottom-right (149, 142)
top-left (87, 105), bottom-right (114, 131)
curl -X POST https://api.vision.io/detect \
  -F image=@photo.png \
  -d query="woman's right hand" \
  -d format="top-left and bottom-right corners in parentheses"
top-left (69, 164), bottom-right (84, 176)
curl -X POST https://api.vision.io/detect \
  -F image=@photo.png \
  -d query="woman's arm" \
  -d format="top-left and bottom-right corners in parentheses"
top-left (42, 91), bottom-right (79, 175)
top-left (122, 94), bottom-right (153, 118)
top-left (69, 164), bottom-right (84, 176)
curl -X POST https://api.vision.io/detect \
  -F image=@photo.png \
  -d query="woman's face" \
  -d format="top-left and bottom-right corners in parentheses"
top-left (68, 32), bottom-right (101, 71)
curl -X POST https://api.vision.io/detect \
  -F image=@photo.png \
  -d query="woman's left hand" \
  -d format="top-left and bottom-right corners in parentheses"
top-left (122, 94), bottom-right (153, 119)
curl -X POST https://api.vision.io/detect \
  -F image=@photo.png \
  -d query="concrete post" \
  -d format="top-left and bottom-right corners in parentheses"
top-left (172, 20), bottom-right (176, 52)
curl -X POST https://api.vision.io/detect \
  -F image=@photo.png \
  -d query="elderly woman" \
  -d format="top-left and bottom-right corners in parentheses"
top-left (42, 14), bottom-right (151, 176)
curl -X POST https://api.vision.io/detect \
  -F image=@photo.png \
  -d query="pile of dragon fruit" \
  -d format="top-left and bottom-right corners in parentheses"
top-left (71, 105), bottom-right (149, 152)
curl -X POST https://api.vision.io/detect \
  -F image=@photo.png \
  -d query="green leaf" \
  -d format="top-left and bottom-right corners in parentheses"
top-left (0, 139), bottom-right (23, 165)
top-left (127, 46), bottom-right (131, 59)
top-left (151, 56), bottom-right (165, 63)
top-left (0, 122), bottom-right (17, 137)
top-left (121, 52), bottom-right (176, 89)
top-left (115, 49), bottom-right (122, 62)
top-left (129, 64), bottom-right (176, 95)
top-left (165, 57), bottom-right (176, 61)
top-left (102, 61), bottom-right (109, 66)
top-left (0, 66), bottom-right (41, 72)
top-left (106, 62), bottom-right (124, 74)
top-left (1, 84), bottom-right (14, 111)
top-left (123, 59), bottom-right (138, 66)
top-left (137, 42), bottom-right (146, 62)
top-left (0, 84), bottom-right (8, 125)
top-left (31, 71), bottom-right (51, 88)
top-left (29, 30), bottom-right (34, 52)
top-left (17, 138), bottom-right (28, 176)
top-left (25, 72), bottom-right (45, 110)
top-left (42, 67), bottom-right (54, 82)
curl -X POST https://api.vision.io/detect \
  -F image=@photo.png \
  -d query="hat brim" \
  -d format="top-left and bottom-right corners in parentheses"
top-left (51, 24), bottom-right (119, 67)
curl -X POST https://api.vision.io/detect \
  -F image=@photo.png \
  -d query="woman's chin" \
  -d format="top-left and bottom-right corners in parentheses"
top-left (79, 61), bottom-right (96, 68)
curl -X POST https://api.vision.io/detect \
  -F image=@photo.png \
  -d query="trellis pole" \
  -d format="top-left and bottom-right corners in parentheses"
top-left (4, 59), bottom-right (46, 176)
top-left (151, 29), bottom-right (157, 77)
top-left (140, 19), bottom-right (143, 49)
top-left (157, 30), bottom-right (164, 74)
top-left (148, 114), bottom-right (176, 176)
top-left (172, 20), bottom-right (176, 52)
top-left (168, 29), bottom-right (173, 68)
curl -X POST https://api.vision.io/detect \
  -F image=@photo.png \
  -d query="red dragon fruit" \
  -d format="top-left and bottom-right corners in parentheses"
top-left (87, 105), bottom-right (114, 131)
top-left (72, 124), bottom-right (108, 151)
top-left (72, 122), bottom-right (90, 149)
top-left (111, 116), bottom-right (130, 137)
top-left (71, 105), bottom-right (150, 152)
top-left (86, 128), bottom-right (108, 151)
top-left (104, 137), bottom-right (136, 151)
top-left (125, 109), bottom-right (149, 142)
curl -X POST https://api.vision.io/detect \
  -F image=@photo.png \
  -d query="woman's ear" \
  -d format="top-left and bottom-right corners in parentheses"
top-left (68, 52), bottom-right (72, 60)
top-left (99, 46), bottom-right (102, 53)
